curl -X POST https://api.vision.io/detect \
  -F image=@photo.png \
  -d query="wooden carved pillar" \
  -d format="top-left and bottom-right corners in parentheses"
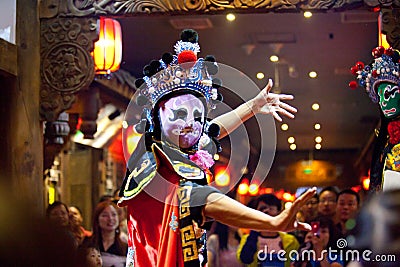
top-left (380, 8), bottom-right (400, 50)
top-left (40, 17), bottom-right (98, 122)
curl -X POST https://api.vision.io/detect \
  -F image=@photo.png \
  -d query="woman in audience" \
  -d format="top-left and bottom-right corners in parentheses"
top-left (207, 221), bottom-right (244, 267)
top-left (83, 201), bottom-right (127, 267)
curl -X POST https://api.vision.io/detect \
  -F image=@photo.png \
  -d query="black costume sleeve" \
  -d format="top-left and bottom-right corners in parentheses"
top-left (185, 182), bottom-right (220, 229)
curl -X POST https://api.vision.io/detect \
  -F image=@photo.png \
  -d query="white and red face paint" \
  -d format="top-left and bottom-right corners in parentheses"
top-left (158, 94), bottom-right (205, 149)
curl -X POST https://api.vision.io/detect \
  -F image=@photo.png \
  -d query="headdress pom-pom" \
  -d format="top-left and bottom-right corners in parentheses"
top-left (178, 50), bottom-right (197, 67)
top-left (348, 80), bottom-right (358, 90)
top-left (162, 52), bottom-right (174, 65)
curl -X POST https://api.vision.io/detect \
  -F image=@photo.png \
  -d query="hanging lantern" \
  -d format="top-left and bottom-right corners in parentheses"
top-left (93, 17), bottom-right (122, 74)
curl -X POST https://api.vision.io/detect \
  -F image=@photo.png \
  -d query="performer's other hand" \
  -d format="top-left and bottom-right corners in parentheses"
top-left (252, 78), bottom-right (297, 121)
top-left (273, 187), bottom-right (317, 232)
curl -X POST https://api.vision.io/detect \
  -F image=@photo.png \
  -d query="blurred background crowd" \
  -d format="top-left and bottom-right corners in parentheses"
top-left (1, 183), bottom-right (399, 267)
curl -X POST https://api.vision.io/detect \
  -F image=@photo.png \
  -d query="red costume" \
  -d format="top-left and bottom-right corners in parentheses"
top-left (119, 143), bottom-right (218, 267)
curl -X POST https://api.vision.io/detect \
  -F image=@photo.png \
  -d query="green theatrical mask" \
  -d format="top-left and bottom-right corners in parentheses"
top-left (377, 82), bottom-right (400, 119)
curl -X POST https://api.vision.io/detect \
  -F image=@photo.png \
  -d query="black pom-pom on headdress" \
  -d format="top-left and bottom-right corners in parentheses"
top-left (204, 55), bottom-right (218, 75)
top-left (143, 59), bottom-right (165, 78)
top-left (212, 77), bottom-right (223, 88)
top-left (204, 55), bottom-right (216, 62)
top-left (207, 123), bottom-right (220, 138)
top-left (143, 65), bottom-right (152, 76)
top-left (150, 60), bottom-right (162, 72)
top-left (162, 52), bottom-right (174, 65)
top-left (134, 120), bottom-right (145, 133)
top-left (207, 122), bottom-right (222, 152)
top-left (206, 63), bottom-right (218, 75)
top-left (143, 60), bottom-right (160, 77)
top-left (135, 78), bottom-right (145, 89)
top-left (180, 29), bottom-right (198, 43)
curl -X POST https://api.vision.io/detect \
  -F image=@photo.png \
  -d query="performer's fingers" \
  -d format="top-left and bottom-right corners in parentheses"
top-left (295, 221), bottom-right (312, 231)
top-left (277, 107), bottom-right (295, 119)
top-left (285, 188), bottom-right (317, 225)
top-left (277, 94), bottom-right (294, 100)
top-left (264, 79), bottom-right (274, 94)
top-left (272, 110), bottom-right (283, 122)
top-left (292, 187), bottom-right (317, 209)
top-left (280, 102), bottom-right (298, 114)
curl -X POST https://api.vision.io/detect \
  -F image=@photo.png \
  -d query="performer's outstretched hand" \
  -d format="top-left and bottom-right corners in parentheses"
top-left (205, 187), bottom-right (317, 232)
top-left (252, 79), bottom-right (297, 121)
top-left (271, 187), bottom-right (317, 232)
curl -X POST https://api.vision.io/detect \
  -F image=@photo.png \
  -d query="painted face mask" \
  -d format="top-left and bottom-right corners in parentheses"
top-left (158, 94), bottom-right (205, 149)
top-left (377, 82), bottom-right (400, 119)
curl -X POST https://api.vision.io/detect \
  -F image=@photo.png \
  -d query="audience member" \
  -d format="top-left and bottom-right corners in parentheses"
top-left (237, 194), bottom-right (299, 267)
top-left (46, 201), bottom-right (71, 228)
top-left (70, 205), bottom-right (92, 245)
top-left (301, 194), bottom-right (319, 223)
top-left (335, 189), bottom-right (360, 237)
top-left (99, 190), bottom-right (129, 243)
top-left (317, 187), bottom-right (339, 219)
top-left (75, 244), bottom-right (103, 267)
top-left (293, 216), bottom-right (344, 267)
top-left (207, 222), bottom-right (244, 267)
top-left (46, 201), bottom-right (78, 248)
top-left (83, 201), bottom-right (127, 267)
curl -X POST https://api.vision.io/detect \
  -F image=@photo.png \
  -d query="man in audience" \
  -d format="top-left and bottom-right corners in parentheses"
top-left (335, 189), bottom-right (360, 237)
top-left (237, 194), bottom-right (299, 267)
top-left (317, 186), bottom-right (339, 219)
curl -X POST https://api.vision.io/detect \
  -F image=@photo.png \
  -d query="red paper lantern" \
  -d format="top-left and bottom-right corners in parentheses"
top-left (93, 17), bottom-right (122, 74)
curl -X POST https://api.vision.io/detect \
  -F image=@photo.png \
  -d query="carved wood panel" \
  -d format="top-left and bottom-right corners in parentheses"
top-left (40, 17), bottom-right (98, 121)
top-left (41, 0), bottom-right (366, 17)
top-left (39, 0), bottom-right (400, 18)
top-left (381, 7), bottom-right (400, 49)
